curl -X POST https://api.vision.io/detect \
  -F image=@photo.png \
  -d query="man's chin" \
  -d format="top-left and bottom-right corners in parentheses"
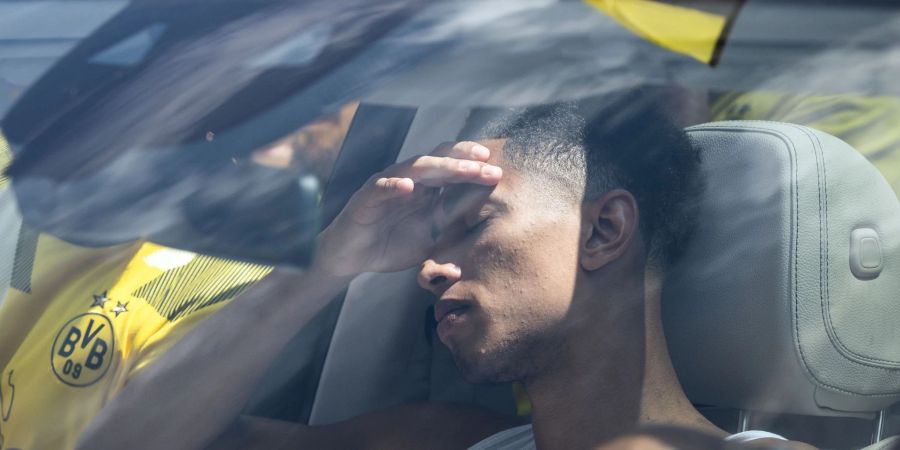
top-left (459, 365), bottom-right (505, 384)
top-left (451, 348), bottom-right (517, 384)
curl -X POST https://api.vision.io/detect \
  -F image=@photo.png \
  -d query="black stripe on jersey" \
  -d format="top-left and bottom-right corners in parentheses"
top-left (165, 281), bottom-right (258, 320)
top-left (862, 142), bottom-right (900, 163)
top-left (10, 225), bottom-right (38, 293)
top-left (707, 0), bottom-right (745, 66)
top-left (132, 255), bottom-right (271, 321)
top-left (783, 98), bottom-right (856, 125)
top-left (709, 91), bottom-right (750, 119)
top-left (652, 0), bottom-right (745, 66)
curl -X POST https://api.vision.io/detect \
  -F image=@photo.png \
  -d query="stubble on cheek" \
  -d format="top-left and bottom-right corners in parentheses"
top-left (452, 185), bottom-right (581, 374)
top-left (464, 230), bottom-right (553, 363)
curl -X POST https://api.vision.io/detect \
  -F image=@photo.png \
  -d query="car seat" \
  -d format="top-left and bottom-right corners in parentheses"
top-left (664, 121), bottom-right (900, 448)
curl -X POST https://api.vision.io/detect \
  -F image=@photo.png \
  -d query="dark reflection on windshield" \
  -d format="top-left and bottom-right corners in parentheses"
top-left (249, 102), bottom-right (359, 186)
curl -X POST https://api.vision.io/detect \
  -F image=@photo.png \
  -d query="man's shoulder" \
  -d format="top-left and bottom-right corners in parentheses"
top-left (213, 404), bottom-right (523, 450)
top-left (123, 246), bottom-right (272, 322)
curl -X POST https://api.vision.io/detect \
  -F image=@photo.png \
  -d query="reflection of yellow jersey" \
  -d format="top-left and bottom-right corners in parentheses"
top-left (0, 135), bottom-right (9, 190)
top-left (585, 0), bottom-right (743, 64)
top-left (711, 91), bottom-right (900, 194)
top-left (0, 133), bottom-right (272, 449)
top-left (0, 232), bottom-right (271, 449)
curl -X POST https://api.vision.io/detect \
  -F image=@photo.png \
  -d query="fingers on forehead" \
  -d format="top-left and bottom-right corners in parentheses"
top-left (432, 141), bottom-right (490, 161)
top-left (406, 156), bottom-right (501, 186)
top-left (409, 156), bottom-right (472, 180)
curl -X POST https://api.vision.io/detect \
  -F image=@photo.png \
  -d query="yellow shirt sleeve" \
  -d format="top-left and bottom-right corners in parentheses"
top-left (0, 238), bottom-right (271, 450)
top-left (584, 0), bottom-right (738, 64)
top-left (105, 244), bottom-right (273, 384)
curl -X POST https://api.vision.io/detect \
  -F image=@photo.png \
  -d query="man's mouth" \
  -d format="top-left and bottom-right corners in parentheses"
top-left (434, 299), bottom-right (472, 325)
top-left (435, 299), bottom-right (473, 343)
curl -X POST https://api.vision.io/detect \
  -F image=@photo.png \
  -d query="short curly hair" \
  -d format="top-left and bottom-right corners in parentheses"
top-left (460, 89), bottom-right (703, 269)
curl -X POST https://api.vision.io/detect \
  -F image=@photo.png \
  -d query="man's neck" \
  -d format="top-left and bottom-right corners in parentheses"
top-left (524, 270), bottom-right (645, 450)
top-left (523, 267), bottom-right (722, 450)
top-left (638, 267), bottom-right (724, 436)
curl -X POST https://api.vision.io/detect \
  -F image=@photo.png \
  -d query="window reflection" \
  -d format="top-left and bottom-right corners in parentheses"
top-left (250, 102), bottom-right (359, 186)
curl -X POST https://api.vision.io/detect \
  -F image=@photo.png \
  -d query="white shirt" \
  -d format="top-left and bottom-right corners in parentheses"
top-left (467, 424), bottom-right (787, 450)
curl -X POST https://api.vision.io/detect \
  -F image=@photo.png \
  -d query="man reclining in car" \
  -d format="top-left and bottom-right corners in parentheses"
top-left (77, 97), bottom-right (814, 450)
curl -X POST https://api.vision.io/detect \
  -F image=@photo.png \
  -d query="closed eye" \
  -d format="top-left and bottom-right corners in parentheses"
top-left (464, 211), bottom-right (492, 234)
top-left (465, 220), bottom-right (487, 234)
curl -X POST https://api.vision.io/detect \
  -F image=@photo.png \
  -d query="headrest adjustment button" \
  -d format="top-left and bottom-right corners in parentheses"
top-left (850, 228), bottom-right (883, 279)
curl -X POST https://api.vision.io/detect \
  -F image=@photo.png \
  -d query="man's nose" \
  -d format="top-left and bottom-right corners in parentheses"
top-left (417, 259), bottom-right (462, 295)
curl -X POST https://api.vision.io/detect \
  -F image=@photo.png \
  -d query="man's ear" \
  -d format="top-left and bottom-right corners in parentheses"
top-left (579, 189), bottom-right (639, 271)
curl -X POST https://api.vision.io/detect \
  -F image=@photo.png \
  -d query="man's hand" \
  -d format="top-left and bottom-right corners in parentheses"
top-left (317, 141), bottom-right (501, 276)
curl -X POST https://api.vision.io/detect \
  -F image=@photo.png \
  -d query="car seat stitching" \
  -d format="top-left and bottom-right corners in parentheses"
top-left (689, 122), bottom-right (900, 397)
top-left (807, 129), bottom-right (900, 369)
top-left (808, 128), bottom-right (895, 367)
top-left (784, 124), bottom-right (900, 394)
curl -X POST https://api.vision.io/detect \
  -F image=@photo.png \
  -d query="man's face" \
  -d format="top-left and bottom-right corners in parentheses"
top-left (418, 140), bottom-right (584, 383)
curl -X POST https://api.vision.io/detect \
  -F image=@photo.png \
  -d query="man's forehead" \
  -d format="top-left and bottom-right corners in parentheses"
top-left (477, 138), bottom-right (507, 164)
